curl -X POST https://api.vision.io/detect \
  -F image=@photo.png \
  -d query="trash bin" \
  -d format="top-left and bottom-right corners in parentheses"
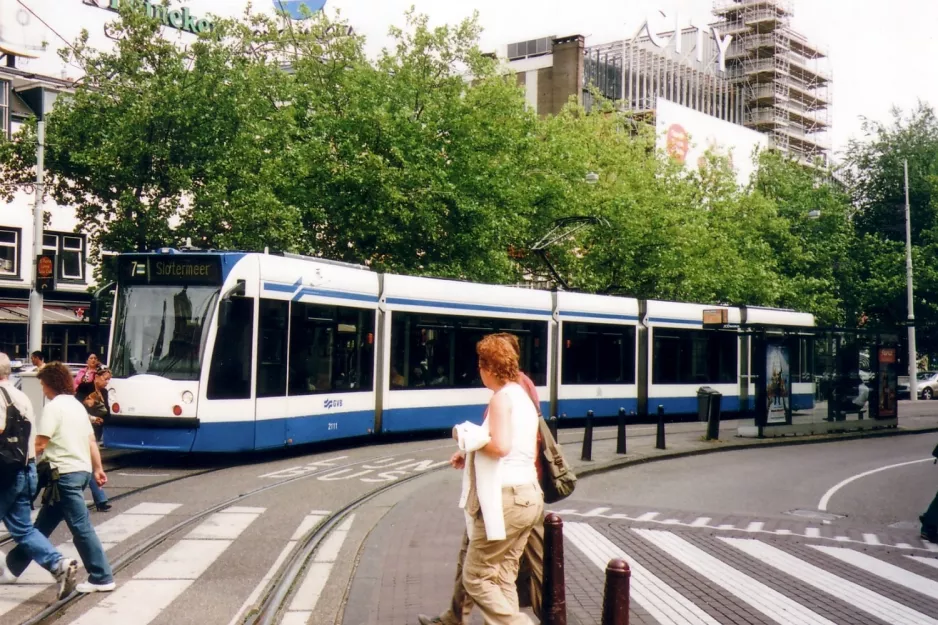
top-left (697, 387), bottom-right (714, 422)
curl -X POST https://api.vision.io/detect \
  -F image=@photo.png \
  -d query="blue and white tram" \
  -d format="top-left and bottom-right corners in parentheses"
top-left (102, 250), bottom-right (815, 453)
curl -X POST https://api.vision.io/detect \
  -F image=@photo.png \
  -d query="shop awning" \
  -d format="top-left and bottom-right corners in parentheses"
top-left (0, 305), bottom-right (87, 324)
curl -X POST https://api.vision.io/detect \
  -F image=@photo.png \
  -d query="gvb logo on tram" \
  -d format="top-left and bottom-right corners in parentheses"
top-left (324, 399), bottom-right (343, 410)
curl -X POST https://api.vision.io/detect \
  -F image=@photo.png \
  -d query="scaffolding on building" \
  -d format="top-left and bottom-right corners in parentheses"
top-left (712, 0), bottom-right (832, 166)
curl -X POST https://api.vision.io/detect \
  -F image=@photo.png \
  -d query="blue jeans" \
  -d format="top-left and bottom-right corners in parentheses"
top-left (88, 478), bottom-right (108, 506)
top-left (0, 462), bottom-right (63, 574)
top-left (7, 471), bottom-right (113, 584)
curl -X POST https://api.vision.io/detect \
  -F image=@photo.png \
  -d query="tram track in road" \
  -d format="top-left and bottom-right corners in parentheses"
top-left (18, 441), bottom-right (455, 625)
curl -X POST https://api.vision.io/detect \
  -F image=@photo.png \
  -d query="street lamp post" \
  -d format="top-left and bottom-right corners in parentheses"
top-left (27, 120), bottom-right (46, 354)
top-left (904, 159), bottom-right (918, 401)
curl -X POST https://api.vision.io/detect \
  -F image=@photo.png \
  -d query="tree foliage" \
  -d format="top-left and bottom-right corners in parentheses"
top-left (0, 4), bottom-right (936, 355)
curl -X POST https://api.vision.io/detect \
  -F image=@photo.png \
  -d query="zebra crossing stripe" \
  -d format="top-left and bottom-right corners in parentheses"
top-left (284, 514), bottom-right (356, 621)
top-left (722, 537), bottom-right (938, 625)
top-left (69, 506), bottom-right (264, 625)
top-left (565, 523), bottom-right (721, 625)
top-left (226, 510), bottom-right (332, 625)
top-left (0, 503), bottom-right (181, 618)
top-left (634, 529), bottom-right (837, 625)
top-left (812, 545), bottom-right (938, 600)
top-left (907, 555), bottom-right (938, 571)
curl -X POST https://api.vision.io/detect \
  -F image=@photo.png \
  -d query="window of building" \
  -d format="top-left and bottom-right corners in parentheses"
top-left (390, 312), bottom-right (548, 390)
top-left (652, 328), bottom-right (738, 385)
top-left (288, 303), bottom-right (375, 395)
top-left (0, 228), bottom-right (20, 278)
top-left (0, 81), bottom-right (9, 140)
top-left (43, 232), bottom-right (87, 282)
top-left (562, 322), bottom-right (636, 385)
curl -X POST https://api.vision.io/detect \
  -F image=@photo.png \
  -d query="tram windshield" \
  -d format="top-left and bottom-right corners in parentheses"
top-left (110, 285), bottom-right (220, 381)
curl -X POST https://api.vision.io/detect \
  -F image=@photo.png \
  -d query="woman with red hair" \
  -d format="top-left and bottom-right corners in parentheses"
top-left (457, 334), bottom-right (543, 625)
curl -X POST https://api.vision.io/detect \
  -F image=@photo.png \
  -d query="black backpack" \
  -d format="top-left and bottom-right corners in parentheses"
top-left (0, 386), bottom-right (31, 487)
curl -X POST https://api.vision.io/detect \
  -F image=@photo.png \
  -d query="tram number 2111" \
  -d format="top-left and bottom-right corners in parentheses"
top-left (328, 423), bottom-right (338, 431)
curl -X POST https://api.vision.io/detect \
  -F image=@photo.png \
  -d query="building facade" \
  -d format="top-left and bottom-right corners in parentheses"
top-left (499, 0), bottom-right (831, 167)
top-left (0, 55), bottom-right (107, 362)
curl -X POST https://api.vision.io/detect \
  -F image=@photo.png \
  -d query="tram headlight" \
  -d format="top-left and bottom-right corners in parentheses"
top-left (181, 391), bottom-right (194, 404)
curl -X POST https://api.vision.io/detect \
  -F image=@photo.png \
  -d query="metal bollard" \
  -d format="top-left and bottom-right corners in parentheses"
top-left (601, 559), bottom-right (631, 625)
top-left (542, 513), bottom-right (567, 625)
top-left (581, 410), bottom-right (594, 461)
top-left (706, 395), bottom-right (721, 441)
top-left (616, 407), bottom-right (626, 455)
top-left (548, 416), bottom-right (559, 442)
top-left (655, 405), bottom-right (666, 450)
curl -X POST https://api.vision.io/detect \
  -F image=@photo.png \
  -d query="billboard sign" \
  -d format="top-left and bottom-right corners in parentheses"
top-left (635, 10), bottom-right (733, 72)
top-left (656, 97), bottom-right (768, 187)
top-left (766, 344), bottom-right (790, 425)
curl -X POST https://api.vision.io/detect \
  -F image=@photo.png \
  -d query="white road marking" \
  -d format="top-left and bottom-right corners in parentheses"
top-left (817, 458), bottom-right (932, 511)
top-left (565, 523), bottom-right (721, 625)
top-left (225, 508), bottom-right (332, 625)
top-left (690, 517), bottom-right (711, 527)
top-left (746, 522), bottom-right (764, 532)
top-left (805, 528), bottom-right (821, 538)
top-left (283, 514), bottom-right (356, 623)
top-left (908, 555), bottom-right (938, 570)
top-left (863, 534), bottom-right (882, 546)
top-left (812, 545), bottom-right (938, 601)
top-left (723, 536), bottom-right (938, 625)
top-left (70, 508), bottom-right (264, 625)
top-left (635, 512), bottom-right (659, 522)
top-left (636, 530), bottom-right (836, 625)
top-left (0, 503), bottom-right (181, 618)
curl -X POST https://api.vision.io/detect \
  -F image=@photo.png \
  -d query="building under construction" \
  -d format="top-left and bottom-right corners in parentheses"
top-left (502, 0), bottom-right (831, 166)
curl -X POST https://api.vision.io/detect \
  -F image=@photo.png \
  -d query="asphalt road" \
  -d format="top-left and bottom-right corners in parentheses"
top-left (571, 433), bottom-right (938, 531)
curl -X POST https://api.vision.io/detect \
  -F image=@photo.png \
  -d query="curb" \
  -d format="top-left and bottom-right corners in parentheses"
top-left (574, 426), bottom-right (938, 479)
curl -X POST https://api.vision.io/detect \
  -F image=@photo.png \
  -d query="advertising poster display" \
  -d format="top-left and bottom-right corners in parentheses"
top-left (876, 347), bottom-right (897, 418)
top-left (766, 344), bottom-right (790, 425)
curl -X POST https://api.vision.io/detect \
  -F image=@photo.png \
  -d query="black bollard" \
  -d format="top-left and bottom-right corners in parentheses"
top-left (542, 513), bottom-right (567, 625)
top-left (601, 559), bottom-right (631, 625)
top-left (616, 407), bottom-right (627, 455)
top-left (581, 410), bottom-right (594, 461)
top-left (548, 416), bottom-right (559, 442)
top-left (706, 393), bottom-right (721, 441)
top-left (655, 405), bottom-right (666, 450)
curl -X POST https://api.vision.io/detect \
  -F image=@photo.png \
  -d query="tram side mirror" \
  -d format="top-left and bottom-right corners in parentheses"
top-left (219, 280), bottom-right (246, 325)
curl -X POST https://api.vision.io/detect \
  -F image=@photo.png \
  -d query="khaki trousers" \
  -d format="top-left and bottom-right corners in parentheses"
top-left (453, 484), bottom-right (544, 625)
top-left (439, 518), bottom-right (544, 625)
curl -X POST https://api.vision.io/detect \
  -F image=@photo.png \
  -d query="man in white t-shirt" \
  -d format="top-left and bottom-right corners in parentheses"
top-left (0, 354), bottom-right (78, 599)
top-left (5, 363), bottom-right (114, 593)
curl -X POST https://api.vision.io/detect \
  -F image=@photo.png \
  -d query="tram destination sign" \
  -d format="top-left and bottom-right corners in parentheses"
top-left (118, 256), bottom-right (222, 286)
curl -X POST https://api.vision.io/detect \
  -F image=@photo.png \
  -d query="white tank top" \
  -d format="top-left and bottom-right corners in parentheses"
top-left (496, 382), bottom-right (539, 487)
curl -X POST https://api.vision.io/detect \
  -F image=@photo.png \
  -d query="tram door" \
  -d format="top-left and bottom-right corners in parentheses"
top-left (255, 299), bottom-right (290, 448)
top-left (739, 334), bottom-right (752, 415)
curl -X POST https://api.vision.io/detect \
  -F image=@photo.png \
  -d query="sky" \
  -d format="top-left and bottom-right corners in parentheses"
top-left (1, 0), bottom-right (936, 160)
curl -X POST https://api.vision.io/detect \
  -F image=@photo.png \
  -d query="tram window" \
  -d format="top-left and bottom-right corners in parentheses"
top-left (562, 323), bottom-right (636, 385)
top-left (288, 303), bottom-right (375, 395)
top-left (207, 297), bottom-right (254, 400)
top-left (389, 312), bottom-right (548, 390)
top-left (652, 328), bottom-right (737, 385)
top-left (257, 299), bottom-right (289, 398)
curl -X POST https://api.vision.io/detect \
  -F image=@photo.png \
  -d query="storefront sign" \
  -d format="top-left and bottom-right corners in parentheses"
top-left (765, 344), bottom-right (790, 424)
top-left (636, 11), bottom-right (733, 72)
top-left (82, 0), bottom-right (214, 35)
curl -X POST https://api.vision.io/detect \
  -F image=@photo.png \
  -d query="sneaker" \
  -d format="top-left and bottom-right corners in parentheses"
top-left (95, 502), bottom-right (112, 512)
top-left (417, 615), bottom-right (443, 625)
top-left (0, 556), bottom-right (17, 584)
top-left (76, 580), bottom-right (116, 593)
top-left (53, 559), bottom-right (78, 600)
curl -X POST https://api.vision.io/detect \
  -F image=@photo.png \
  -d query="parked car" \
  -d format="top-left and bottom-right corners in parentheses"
top-left (917, 371), bottom-right (938, 400)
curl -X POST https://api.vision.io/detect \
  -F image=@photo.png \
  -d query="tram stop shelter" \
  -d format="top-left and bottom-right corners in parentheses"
top-left (736, 325), bottom-right (901, 438)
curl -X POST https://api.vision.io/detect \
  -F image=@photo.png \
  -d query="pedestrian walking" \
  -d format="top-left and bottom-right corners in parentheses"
top-left (0, 354), bottom-right (79, 599)
top-left (81, 368), bottom-right (111, 512)
top-left (921, 442), bottom-right (938, 543)
top-left (5, 362), bottom-right (115, 593)
top-left (452, 335), bottom-right (543, 625)
top-left (418, 333), bottom-right (545, 625)
top-left (72, 353), bottom-right (99, 391)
